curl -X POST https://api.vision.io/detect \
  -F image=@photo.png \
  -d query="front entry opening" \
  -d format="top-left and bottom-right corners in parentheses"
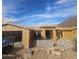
top-left (45, 30), bottom-right (52, 39)
top-left (34, 31), bottom-right (41, 40)
top-left (29, 31), bottom-right (41, 48)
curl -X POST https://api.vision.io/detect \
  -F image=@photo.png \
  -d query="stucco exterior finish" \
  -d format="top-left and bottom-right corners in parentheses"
top-left (40, 27), bottom-right (76, 41)
top-left (2, 24), bottom-right (30, 48)
top-left (22, 30), bottom-right (30, 48)
top-left (62, 30), bottom-right (74, 40)
top-left (2, 24), bottom-right (77, 48)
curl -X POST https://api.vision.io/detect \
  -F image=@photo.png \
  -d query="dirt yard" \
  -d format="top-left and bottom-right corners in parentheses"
top-left (2, 39), bottom-right (77, 59)
top-left (2, 48), bottom-right (77, 59)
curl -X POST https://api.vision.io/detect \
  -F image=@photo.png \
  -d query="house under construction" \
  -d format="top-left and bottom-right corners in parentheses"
top-left (2, 16), bottom-right (77, 48)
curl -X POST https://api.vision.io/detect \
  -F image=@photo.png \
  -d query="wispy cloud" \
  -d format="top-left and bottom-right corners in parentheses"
top-left (54, 0), bottom-right (76, 4)
top-left (55, 0), bottom-right (68, 4)
top-left (13, 5), bottom-right (76, 23)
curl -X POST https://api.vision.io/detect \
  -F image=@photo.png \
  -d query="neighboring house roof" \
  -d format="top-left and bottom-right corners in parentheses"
top-left (58, 16), bottom-right (77, 27)
top-left (2, 23), bottom-right (31, 30)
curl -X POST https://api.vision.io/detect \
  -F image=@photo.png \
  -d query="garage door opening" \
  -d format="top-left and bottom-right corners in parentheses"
top-left (2, 31), bottom-right (22, 54)
top-left (2, 31), bottom-right (22, 47)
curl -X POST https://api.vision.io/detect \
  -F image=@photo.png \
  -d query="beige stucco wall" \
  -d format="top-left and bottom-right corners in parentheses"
top-left (40, 27), bottom-right (76, 41)
top-left (2, 25), bottom-right (30, 48)
top-left (62, 30), bottom-right (74, 40)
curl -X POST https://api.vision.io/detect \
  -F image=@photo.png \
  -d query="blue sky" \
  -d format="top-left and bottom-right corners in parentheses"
top-left (3, 0), bottom-right (77, 26)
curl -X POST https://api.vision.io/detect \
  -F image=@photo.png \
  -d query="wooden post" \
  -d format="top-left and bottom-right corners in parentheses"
top-left (53, 29), bottom-right (57, 41)
top-left (41, 30), bottom-right (46, 39)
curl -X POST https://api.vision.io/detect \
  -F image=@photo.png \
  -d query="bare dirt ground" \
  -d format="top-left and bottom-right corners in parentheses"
top-left (2, 39), bottom-right (77, 59)
top-left (26, 49), bottom-right (77, 59)
top-left (2, 48), bottom-right (77, 59)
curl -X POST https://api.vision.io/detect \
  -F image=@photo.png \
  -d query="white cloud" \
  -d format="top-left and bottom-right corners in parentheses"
top-left (46, 0), bottom-right (76, 13)
top-left (20, 7), bottom-right (76, 20)
top-left (56, 0), bottom-right (67, 4)
top-left (26, 21), bottom-right (60, 27)
top-left (30, 14), bottom-right (53, 18)
top-left (55, 0), bottom-right (75, 4)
